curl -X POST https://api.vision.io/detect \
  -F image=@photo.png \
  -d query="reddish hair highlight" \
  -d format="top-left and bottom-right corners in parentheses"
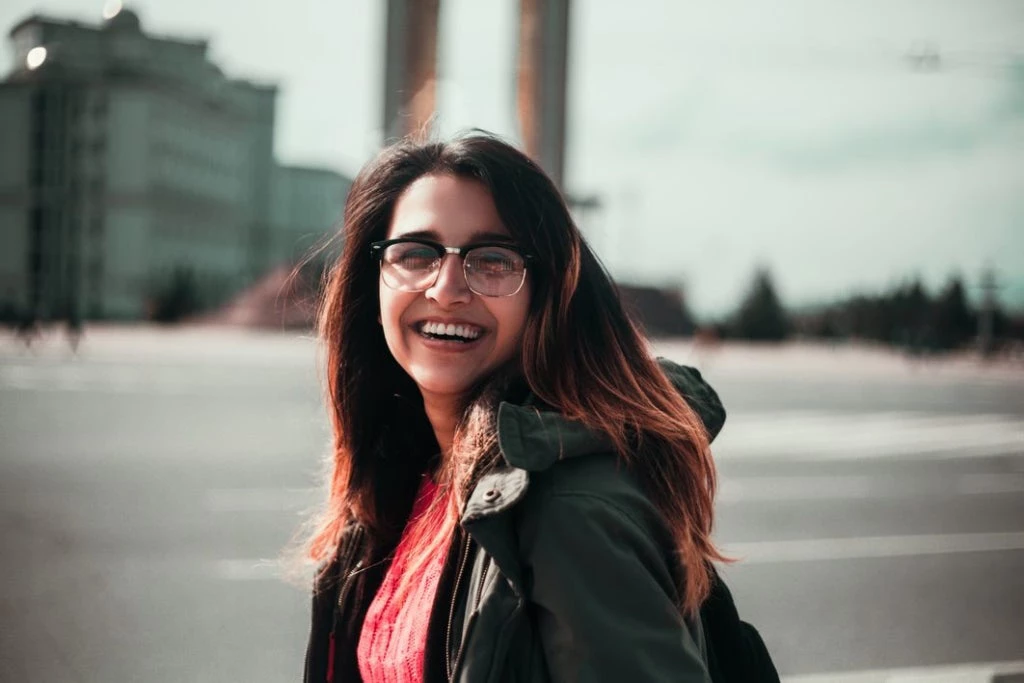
top-left (305, 133), bottom-right (723, 616)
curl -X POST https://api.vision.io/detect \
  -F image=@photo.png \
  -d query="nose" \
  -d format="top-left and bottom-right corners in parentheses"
top-left (424, 253), bottom-right (472, 307)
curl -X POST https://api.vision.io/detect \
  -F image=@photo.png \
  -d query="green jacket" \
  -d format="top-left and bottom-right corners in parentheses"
top-left (304, 360), bottom-right (726, 683)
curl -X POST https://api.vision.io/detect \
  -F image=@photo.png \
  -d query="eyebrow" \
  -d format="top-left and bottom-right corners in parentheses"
top-left (397, 229), bottom-right (514, 243)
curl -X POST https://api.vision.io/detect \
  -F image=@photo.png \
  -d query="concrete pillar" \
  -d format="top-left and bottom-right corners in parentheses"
top-left (516, 0), bottom-right (570, 188)
top-left (382, 0), bottom-right (441, 141)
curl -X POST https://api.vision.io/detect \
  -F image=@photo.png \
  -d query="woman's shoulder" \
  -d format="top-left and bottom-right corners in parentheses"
top-left (520, 451), bottom-right (666, 543)
top-left (528, 448), bottom-right (639, 497)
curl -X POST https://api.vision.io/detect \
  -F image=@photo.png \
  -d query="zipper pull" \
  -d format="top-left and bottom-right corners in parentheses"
top-left (337, 560), bottom-right (364, 609)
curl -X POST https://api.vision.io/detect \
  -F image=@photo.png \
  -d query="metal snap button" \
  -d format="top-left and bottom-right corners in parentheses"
top-left (483, 488), bottom-right (501, 503)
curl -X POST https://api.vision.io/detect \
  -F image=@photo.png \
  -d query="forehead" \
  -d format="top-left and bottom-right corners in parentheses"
top-left (387, 174), bottom-right (510, 242)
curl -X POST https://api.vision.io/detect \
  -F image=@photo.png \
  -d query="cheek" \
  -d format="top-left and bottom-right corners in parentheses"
top-left (378, 285), bottom-right (410, 345)
top-left (494, 297), bottom-right (531, 349)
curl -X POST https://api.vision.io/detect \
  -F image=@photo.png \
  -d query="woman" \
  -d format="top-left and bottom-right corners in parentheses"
top-left (302, 133), bottom-right (728, 683)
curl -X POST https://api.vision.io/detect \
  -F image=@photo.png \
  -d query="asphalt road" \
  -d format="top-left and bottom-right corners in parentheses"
top-left (2, 328), bottom-right (1023, 682)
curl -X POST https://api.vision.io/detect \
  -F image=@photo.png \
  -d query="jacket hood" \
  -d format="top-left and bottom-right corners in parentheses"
top-left (496, 359), bottom-right (726, 473)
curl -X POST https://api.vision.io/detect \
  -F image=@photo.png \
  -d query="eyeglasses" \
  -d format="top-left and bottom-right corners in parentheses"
top-left (370, 238), bottom-right (533, 297)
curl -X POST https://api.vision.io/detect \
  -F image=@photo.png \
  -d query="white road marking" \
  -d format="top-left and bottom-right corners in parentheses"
top-left (4, 364), bottom-right (1021, 461)
top-left (718, 472), bottom-right (1024, 503)
top-left (783, 659), bottom-right (1024, 682)
top-left (715, 412), bottom-right (1024, 460)
top-left (6, 363), bottom-right (1021, 461)
top-left (724, 531), bottom-right (1024, 564)
top-left (955, 472), bottom-right (1024, 495)
top-left (0, 362), bottom-right (293, 395)
top-left (214, 532), bottom-right (1024, 583)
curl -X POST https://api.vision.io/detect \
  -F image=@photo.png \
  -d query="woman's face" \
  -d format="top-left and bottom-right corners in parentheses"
top-left (380, 174), bottom-right (531, 408)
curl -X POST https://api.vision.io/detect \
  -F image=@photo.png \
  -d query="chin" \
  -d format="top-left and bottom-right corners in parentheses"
top-left (410, 371), bottom-right (480, 401)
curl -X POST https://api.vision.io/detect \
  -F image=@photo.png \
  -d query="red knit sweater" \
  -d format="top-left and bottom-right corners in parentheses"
top-left (355, 478), bottom-right (449, 683)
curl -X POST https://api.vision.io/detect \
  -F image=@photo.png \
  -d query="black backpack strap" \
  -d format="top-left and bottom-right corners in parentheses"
top-left (700, 567), bottom-right (780, 683)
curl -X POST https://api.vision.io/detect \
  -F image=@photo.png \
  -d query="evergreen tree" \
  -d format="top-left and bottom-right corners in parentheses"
top-left (890, 278), bottom-right (932, 350)
top-left (734, 267), bottom-right (789, 341)
top-left (931, 276), bottom-right (975, 350)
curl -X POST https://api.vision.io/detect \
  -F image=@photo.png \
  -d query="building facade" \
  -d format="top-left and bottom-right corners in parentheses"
top-left (0, 9), bottom-right (348, 320)
top-left (271, 165), bottom-right (350, 264)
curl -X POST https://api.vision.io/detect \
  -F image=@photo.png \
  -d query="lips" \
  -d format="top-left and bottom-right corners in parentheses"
top-left (416, 320), bottom-right (484, 341)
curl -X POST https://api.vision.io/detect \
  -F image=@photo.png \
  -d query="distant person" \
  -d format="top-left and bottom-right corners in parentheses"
top-left (15, 310), bottom-right (42, 349)
top-left (0, 294), bottom-right (17, 331)
top-left (300, 133), bottom-right (775, 682)
top-left (66, 312), bottom-right (84, 353)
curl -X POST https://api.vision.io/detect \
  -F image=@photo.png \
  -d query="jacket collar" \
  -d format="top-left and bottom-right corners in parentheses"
top-left (460, 358), bottom-right (725, 592)
top-left (495, 401), bottom-right (612, 471)
top-left (495, 358), bottom-right (725, 473)
top-left (461, 358), bottom-right (725, 521)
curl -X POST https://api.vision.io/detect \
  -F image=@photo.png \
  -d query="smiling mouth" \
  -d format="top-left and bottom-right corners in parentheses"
top-left (417, 321), bottom-right (484, 343)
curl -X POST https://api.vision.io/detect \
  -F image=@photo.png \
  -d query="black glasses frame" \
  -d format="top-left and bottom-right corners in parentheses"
top-left (369, 238), bottom-right (534, 263)
top-left (370, 237), bottom-right (534, 297)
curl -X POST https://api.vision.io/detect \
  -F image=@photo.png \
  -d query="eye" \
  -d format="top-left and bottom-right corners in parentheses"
top-left (466, 247), bottom-right (523, 274)
top-left (385, 243), bottom-right (439, 270)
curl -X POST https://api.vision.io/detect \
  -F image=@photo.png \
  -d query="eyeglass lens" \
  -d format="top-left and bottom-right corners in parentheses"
top-left (380, 242), bottom-right (526, 297)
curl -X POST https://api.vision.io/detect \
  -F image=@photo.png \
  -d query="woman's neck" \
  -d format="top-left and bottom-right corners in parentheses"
top-left (420, 392), bottom-right (463, 456)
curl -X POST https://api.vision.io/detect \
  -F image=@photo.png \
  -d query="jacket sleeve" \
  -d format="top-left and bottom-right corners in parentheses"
top-left (518, 479), bottom-right (712, 682)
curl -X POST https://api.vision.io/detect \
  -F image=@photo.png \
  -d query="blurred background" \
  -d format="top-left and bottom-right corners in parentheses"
top-left (1, 1), bottom-right (1023, 681)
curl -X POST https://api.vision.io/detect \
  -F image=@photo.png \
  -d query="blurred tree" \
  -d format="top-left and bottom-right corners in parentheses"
top-left (733, 267), bottom-right (789, 341)
top-left (930, 275), bottom-right (975, 350)
top-left (789, 273), bottom-right (999, 353)
top-left (890, 278), bottom-right (933, 351)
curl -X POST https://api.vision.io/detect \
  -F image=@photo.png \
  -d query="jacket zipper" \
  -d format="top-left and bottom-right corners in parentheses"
top-left (445, 532), bottom-right (472, 682)
top-left (337, 559), bottom-right (364, 610)
top-left (446, 532), bottom-right (493, 682)
top-left (336, 526), bottom-right (366, 613)
top-left (474, 557), bottom-right (491, 612)
top-left (314, 525), bottom-right (365, 683)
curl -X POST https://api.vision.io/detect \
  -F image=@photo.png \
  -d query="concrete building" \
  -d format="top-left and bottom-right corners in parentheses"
top-left (0, 8), bottom-right (348, 321)
top-left (271, 165), bottom-right (350, 264)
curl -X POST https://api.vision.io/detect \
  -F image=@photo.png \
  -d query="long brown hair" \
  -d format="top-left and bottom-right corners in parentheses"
top-left (308, 132), bottom-right (723, 616)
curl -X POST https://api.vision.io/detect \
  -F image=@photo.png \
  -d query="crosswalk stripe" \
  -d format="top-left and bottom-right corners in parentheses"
top-left (0, 363), bottom-right (299, 394)
top-left (213, 534), bottom-right (1024, 580)
top-left (715, 412), bottom-right (1024, 460)
top-left (723, 531), bottom-right (1024, 564)
top-left (4, 363), bottom-right (1022, 459)
top-left (718, 472), bottom-right (1024, 503)
top-left (783, 659), bottom-right (1024, 682)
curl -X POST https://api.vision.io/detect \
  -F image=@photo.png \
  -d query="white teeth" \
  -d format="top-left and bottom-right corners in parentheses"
top-left (421, 321), bottom-right (481, 340)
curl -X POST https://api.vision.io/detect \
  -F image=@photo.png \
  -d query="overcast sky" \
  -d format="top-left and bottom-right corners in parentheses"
top-left (3, 0), bottom-right (1022, 316)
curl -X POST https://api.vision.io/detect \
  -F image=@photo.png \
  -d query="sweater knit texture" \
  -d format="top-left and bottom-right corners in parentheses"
top-left (357, 477), bottom-right (449, 683)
